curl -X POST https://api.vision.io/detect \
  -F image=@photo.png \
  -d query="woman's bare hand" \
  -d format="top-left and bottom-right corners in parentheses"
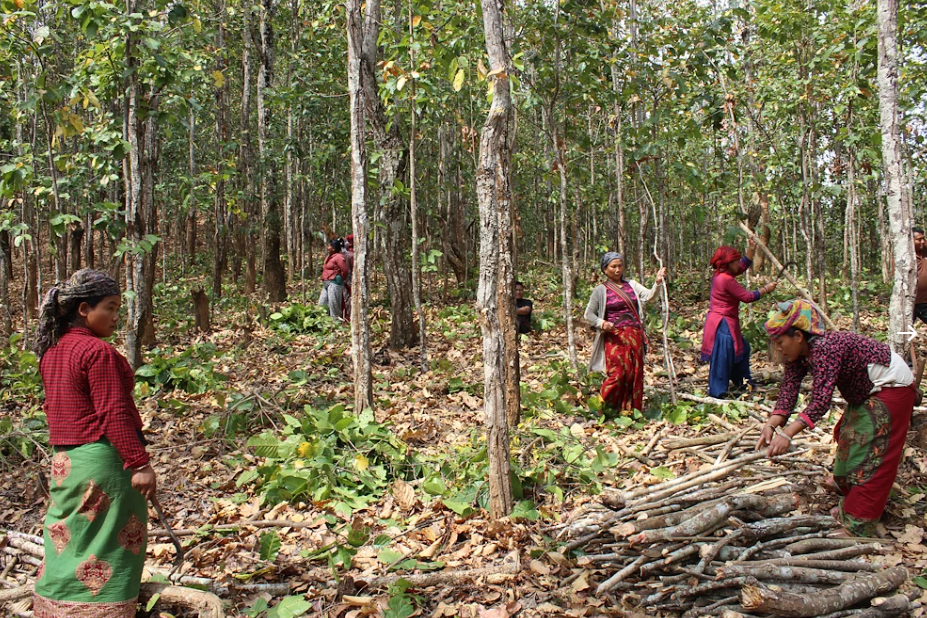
top-left (131, 465), bottom-right (157, 501)
top-left (655, 267), bottom-right (667, 284)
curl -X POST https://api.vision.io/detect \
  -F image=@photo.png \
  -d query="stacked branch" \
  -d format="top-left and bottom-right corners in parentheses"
top-left (558, 423), bottom-right (912, 617)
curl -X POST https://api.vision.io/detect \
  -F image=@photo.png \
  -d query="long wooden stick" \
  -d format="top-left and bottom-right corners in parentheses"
top-left (738, 221), bottom-right (837, 330)
top-left (640, 170), bottom-right (677, 403)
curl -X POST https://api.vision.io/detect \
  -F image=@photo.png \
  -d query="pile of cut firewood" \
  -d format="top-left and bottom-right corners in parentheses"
top-left (556, 417), bottom-right (918, 617)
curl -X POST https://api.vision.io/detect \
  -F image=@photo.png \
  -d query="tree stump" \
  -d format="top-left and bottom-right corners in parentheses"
top-left (192, 287), bottom-right (211, 333)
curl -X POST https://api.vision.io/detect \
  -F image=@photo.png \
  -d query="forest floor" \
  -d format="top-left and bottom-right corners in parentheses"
top-left (1, 268), bottom-right (927, 618)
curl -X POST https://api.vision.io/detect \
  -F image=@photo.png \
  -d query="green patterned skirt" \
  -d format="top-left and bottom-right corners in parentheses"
top-left (33, 441), bottom-right (148, 618)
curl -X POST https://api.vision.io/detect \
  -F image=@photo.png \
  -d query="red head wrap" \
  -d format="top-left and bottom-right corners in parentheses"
top-left (710, 246), bottom-right (741, 272)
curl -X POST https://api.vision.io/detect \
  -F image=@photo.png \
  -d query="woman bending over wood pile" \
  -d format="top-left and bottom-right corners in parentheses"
top-left (757, 299), bottom-right (915, 537)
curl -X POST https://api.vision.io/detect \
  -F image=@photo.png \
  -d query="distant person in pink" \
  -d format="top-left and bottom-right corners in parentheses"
top-left (700, 240), bottom-right (777, 397)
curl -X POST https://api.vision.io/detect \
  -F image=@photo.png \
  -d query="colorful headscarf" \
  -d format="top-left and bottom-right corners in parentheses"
top-left (35, 268), bottom-right (121, 358)
top-left (600, 252), bottom-right (623, 272)
top-left (764, 299), bottom-right (826, 338)
top-left (710, 246), bottom-right (742, 273)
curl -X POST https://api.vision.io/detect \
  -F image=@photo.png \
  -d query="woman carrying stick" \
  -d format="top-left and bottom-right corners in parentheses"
top-left (585, 252), bottom-right (665, 415)
top-left (701, 240), bottom-right (777, 397)
top-left (757, 300), bottom-right (915, 536)
top-left (32, 269), bottom-right (156, 617)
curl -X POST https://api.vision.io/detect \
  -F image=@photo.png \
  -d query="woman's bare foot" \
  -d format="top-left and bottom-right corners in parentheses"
top-left (820, 475), bottom-right (838, 494)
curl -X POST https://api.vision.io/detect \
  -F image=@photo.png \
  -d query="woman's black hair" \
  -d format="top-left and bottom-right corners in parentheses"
top-left (35, 269), bottom-right (121, 357)
top-left (782, 326), bottom-right (816, 343)
top-left (329, 238), bottom-right (345, 252)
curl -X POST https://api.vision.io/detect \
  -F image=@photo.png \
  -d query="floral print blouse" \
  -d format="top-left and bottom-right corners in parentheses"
top-left (772, 331), bottom-right (892, 428)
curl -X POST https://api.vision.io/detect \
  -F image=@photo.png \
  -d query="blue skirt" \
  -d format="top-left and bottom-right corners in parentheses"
top-left (708, 319), bottom-right (753, 398)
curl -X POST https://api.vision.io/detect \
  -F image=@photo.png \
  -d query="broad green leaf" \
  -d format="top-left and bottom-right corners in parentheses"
top-left (267, 595), bottom-right (312, 618)
top-left (259, 531), bottom-right (281, 561)
top-left (650, 466), bottom-right (676, 480)
top-left (145, 593), bottom-right (161, 612)
top-left (441, 498), bottom-right (474, 516)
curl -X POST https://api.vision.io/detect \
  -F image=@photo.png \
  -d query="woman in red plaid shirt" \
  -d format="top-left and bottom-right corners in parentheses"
top-left (32, 269), bottom-right (156, 618)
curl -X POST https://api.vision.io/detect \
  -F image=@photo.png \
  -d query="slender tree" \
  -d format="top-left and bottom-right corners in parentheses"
top-left (347, 0), bottom-right (374, 412)
top-left (476, 0), bottom-right (514, 520)
top-left (877, 0), bottom-right (914, 354)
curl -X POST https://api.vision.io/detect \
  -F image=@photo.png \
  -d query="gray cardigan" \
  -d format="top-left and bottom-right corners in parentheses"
top-left (584, 280), bottom-right (658, 373)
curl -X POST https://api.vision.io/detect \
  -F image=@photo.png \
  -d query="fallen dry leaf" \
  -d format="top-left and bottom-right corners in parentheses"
top-left (529, 559), bottom-right (550, 576)
top-left (393, 478), bottom-right (417, 511)
top-left (897, 524), bottom-right (925, 545)
top-left (478, 606), bottom-right (510, 618)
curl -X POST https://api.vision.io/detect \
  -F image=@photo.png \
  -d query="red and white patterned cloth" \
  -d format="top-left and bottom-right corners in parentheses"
top-left (772, 331), bottom-right (894, 428)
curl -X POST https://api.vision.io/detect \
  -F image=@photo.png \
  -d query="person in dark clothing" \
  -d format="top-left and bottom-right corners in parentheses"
top-left (515, 281), bottom-right (533, 334)
top-left (914, 227), bottom-right (927, 324)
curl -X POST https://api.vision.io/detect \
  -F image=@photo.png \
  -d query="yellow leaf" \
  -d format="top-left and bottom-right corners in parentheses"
top-left (69, 113), bottom-right (84, 133)
top-left (411, 15), bottom-right (421, 28)
top-left (354, 454), bottom-right (369, 471)
top-left (487, 68), bottom-right (507, 79)
top-left (297, 442), bottom-right (313, 457)
top-left (193, 18), bottom-right (202, 32)
top-left (477, 59), bottom-right (488, 80)
top-left (212, 70), bottom-right (226, 89)
top-left (397, 75), bottom-right (407, 91)
top-left (452, 68), bottom-right (465, 92)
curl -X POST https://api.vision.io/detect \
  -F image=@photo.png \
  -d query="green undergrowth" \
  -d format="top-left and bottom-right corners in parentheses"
top-left (135, 342), bottom-right (228, 394)
top-left (0, 334), bottom-right (47, 462)
top-left (267, 303), bottom-right (331, 335)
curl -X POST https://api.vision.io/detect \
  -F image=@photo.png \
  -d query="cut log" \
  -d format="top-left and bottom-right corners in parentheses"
top-left (0, 585), bottom-right (31, 603)
top-left (664, 433), bottom-right (738, 450)
top-left (752, 543), bottom-right (884, 565)
top-left (139, 582), bottom-right (224, 618)
top-left (718, 564), bottom-right (853, 585)
top-left (784, 538), bottom-right (864, 554)
top-left (360, 553), bottom-right (520, 590)
top-left (595, 554), bottom-right (647, 595)
top-left (628, 494), bottom-right (795, 545)
top-left (740, 565), bottom-right (907, 617)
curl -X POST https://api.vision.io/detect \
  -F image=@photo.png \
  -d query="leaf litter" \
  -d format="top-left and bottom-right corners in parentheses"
top-left (1, 281), bottom-right (926, 617)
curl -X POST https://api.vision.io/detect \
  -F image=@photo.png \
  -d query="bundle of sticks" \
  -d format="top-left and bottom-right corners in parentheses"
top-left (556, 421), bottom-right (917, 617)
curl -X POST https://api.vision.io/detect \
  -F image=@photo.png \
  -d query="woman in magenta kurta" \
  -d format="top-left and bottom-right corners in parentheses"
top-left (700, 241), bottom-right (777, 397)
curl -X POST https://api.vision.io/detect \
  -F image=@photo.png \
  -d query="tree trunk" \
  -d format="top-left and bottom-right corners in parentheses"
top-left (257, 0), bottom-right (287, 302)
top-left (0, 231), bottom-right (10, 338)
top-left (347, 0), bottom-right (374, 413)
top-left (476, 0), bottom-right (514, 520)
top-left (408, 7), bottom-right (427, 371)
top-left (123, 0), bottom-right (148, 370)
top-left (847, 150), bottom-right (861, 332)
top-left (212, 0), bottom-right (229, 299)
top-left (361, 0), bottom-right (415, 349)
top-left (68, 223), bottom-right (83, 274)
top-left (240, 3), bottom-right (257, 295)
top-left (141, 91), bottom-right (160, 349)
top-left (878, 0), bottom-right (914, 354)
top-left (553, 120), bottom-right (579, 370)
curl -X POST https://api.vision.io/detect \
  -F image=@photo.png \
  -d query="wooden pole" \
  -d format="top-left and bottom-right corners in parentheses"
top-left (738, 221), bottom-right (837, 330)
